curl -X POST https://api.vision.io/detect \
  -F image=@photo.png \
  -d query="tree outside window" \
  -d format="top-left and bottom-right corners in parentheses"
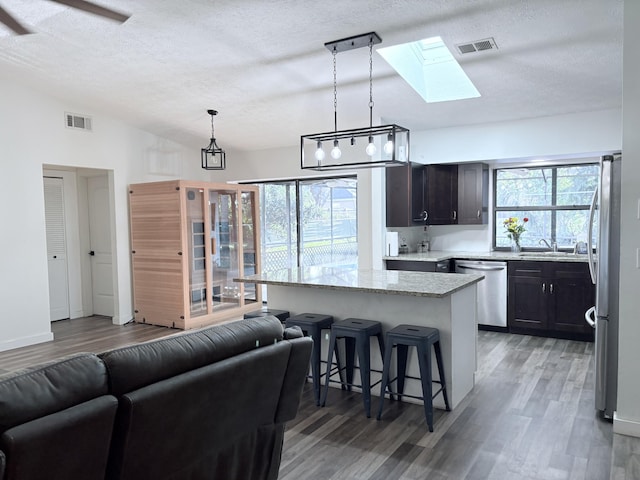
top-left (494, 164), bottom-right (598, 250)
top-left (257, 177), bottom-right (357, 272)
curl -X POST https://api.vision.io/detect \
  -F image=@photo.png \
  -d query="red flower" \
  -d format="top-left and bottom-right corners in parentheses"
top-left (523, 217), bottom-right (529, 222)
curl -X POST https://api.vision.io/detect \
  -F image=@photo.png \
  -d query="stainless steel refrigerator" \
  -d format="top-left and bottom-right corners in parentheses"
top-left (584, 153), bottom-right (621, 419)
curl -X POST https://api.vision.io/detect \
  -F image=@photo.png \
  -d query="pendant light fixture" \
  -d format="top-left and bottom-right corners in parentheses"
top-left (301, 32), bottom-right (410, 171)
top-left (201, 109), bottom-right (226, 170)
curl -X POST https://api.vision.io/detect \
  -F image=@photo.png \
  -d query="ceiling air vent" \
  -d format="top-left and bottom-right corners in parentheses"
top-left (65, 112), bottom-right (92, 131)
top-left (455, 37), bottom-right (498, 55)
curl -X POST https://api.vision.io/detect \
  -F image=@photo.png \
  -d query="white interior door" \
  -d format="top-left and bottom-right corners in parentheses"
top-left (88, 175), bottom-right (114, 316)
top-left (44, 177), bottom-right (70, 321)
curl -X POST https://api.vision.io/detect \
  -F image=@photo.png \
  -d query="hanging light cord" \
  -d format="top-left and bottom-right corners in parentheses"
top-left (333, 46), bottom-right (338, 133)
top-left (210, 112), bottom-right (215, 140)
top-left (369, 37), bottom-right (374, 129)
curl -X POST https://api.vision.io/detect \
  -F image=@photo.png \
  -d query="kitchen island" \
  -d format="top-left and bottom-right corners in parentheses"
top-left (234, 267), bottom-right (483, 409)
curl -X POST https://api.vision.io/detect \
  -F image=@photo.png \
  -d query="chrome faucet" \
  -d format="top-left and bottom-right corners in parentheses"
top-left (539, 239), bottom-right (558, 252)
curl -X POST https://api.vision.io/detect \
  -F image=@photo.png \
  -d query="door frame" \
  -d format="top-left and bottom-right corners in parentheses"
top-left (43, 167), bottom-right (118, 321)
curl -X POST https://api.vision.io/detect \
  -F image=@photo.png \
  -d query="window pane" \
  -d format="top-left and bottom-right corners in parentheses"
top-left (556, 165), bottom-right (599, 205)
top-left (496, 211), bottom-right (551, 248)
top-left (495, 168), bottom-right (553, 207)
top-left (261, 183), bottom-right (297, 271)
top-left (556, 209), bottom-right (597, 249)
top-left (494, 163), bottom-right (599, 250)
top-left (300, 178), bottom-right (357, 268)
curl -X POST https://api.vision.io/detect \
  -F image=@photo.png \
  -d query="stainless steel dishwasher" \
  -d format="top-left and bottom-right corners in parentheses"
top-left (454, 260), bottom-right (507, 330)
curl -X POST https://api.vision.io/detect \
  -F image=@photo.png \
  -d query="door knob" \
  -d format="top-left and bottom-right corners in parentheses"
top-left (89, 251), bottom-right (95, 256)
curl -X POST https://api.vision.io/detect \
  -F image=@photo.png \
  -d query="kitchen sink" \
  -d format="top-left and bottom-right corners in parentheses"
top-left (518, 251), bottom-right (573, 256)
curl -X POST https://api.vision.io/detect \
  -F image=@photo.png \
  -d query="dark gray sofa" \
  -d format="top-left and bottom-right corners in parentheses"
top-left (0, 316), bottom-right (312, 480)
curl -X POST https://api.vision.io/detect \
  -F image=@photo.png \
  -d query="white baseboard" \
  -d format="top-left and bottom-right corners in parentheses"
top-left (0, 332), bottom-right (54, 353)
top-left (111, 314), bottom-right (133, 326)
top-left (613, 412), bottom-right (640, 438)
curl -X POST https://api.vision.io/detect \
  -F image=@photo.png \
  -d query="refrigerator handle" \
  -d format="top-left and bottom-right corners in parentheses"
top-left (587, 186), bottom-right (597, 285)
top-left (585, 306), bottom-right (596, 328)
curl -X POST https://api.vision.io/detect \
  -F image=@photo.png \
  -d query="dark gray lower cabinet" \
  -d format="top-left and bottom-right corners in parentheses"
top-left (385, 260), bottom-right (436, 272)
top-left (507, 261), bottom-right (594, 341)
top-left (385, 259), bottom-right (452, 273)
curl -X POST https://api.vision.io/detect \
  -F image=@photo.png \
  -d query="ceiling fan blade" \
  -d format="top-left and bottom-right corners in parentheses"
top-left (0, 5), bottom-right (31, 35)
top-left (48, 0), bottom-right (130, 23)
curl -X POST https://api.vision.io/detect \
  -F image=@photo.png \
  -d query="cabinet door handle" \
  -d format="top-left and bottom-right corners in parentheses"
top-left (453, 210), bottom-right (457, 220)
top-left (542, 282), bottom-right (546, 293)
top-left (550, 283), bottom-right (554, 294)
top-left (477, 209), bottom-right (481, 218)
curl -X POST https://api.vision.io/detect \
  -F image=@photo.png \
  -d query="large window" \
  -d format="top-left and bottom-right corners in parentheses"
top-left (494, 164), bottom-right (598, 250)
top-left (258, 177), bottom-right (357, 271)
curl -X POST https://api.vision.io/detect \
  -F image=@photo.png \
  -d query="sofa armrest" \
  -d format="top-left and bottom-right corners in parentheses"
top-left (274, 336), bottom-right (313, 423)
top-left (0, 449), bottom-right (5, 479)
top-left (283, 325), bottom-right (303, 339)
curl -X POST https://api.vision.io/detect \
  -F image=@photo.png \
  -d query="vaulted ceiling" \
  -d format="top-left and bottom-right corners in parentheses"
top-left (0, 0), bottom-right (623, 152)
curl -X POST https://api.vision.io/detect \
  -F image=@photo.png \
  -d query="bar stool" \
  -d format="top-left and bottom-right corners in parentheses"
top-left (285, 313), bottom-right (341, 406)
top-left (377, 324), bottom-right (450, 432)
top-left (244, 308), bottom-right (290, 323)
top-left (320, 318), bottom-right (385, 418)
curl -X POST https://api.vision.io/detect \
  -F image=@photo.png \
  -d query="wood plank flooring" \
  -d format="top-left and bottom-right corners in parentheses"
top-left (0, 316), bottom-right (177, 373)
top-left (0, 317), bottom-right (639, 479)
top-left (282, 332), bottom-right (640, 480)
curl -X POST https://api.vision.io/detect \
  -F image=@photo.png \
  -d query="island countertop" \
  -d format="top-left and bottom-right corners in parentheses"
top-left (234, 266), bottom-right (483, 298)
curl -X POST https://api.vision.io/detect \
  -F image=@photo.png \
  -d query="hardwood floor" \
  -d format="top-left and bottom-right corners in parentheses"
top-left (0, 317), bottom-right (638, 479)
top-left (0, 316), bottom-right (177, 373)
top-left (282, 332), bottom-right (640, 480)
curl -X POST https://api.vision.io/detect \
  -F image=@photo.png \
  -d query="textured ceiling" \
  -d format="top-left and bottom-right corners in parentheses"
top-left (0, 0), bottom-right (623, 152)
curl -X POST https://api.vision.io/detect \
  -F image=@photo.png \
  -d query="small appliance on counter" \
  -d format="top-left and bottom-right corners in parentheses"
top-left (385, 232), bottom-right (399, 257)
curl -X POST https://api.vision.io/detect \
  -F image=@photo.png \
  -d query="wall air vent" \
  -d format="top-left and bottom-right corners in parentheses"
top-left (65, 112), bottom-right (93, 131)
top-left (455, 37), bottom-right (498, 55)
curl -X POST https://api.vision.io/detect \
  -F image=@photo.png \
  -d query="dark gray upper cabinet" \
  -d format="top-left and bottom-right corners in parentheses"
top-left (457, 163), bottom-right (489, 225)
top-left (385, 163), bottom-right (426, 227)
top-left (385, 162), bottom-right (488, 227)
top-left (424, 164), bottom-right (458, 225)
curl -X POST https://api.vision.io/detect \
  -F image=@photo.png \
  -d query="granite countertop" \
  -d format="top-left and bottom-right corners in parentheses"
top-left (234, 267), bottom-right (483, 298)
top-left (383, 250), bottom-right (590, 263)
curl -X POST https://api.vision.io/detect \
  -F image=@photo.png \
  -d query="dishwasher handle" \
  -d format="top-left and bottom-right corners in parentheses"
top-left (457, 264), bottom-right (506, 272)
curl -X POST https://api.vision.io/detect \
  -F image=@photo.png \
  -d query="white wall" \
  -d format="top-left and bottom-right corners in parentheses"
top-left (218, 109), bottom-right (621, 262)
top-left (411, 108), bottom-right (622, 165)
top-left (0, 76), bottom-right (204, 351)
top-left (614, 0), bottom-right (640, 437)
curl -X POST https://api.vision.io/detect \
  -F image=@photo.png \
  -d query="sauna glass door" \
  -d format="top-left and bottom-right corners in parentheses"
top-left (186, 188), bottom-right (207, 317)
top-left (241, 190), bottom-right (259, 304)
top-left (209, 189), bottom-right (240, 310)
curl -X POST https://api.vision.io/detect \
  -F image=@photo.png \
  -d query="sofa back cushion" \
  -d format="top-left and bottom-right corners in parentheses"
top-left (106, 340), bottom-right (294, 480)
top-left (100, 317), bottom-right (284, 396)
top-left (0, 353), bottom-right (110, 431)
top-left (0, 353), bottom-right (117, 480)
top-left (1, 397), bottom-right (118, 480)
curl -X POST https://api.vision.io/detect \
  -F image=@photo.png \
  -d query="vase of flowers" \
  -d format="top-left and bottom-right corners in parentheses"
top-left (503, 216), bottom-right (528, 252)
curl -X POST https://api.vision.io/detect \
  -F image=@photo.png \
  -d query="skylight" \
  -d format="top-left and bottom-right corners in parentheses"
top-left (378, 36), bottom-right (480, 103)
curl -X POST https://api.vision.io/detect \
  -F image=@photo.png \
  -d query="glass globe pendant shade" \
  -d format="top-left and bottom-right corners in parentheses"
top-left (365, 136), bottom-right (377, 156)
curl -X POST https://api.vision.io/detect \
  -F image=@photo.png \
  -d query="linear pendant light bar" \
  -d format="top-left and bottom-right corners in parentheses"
top-left (301, 31), bottom-right (410, 171)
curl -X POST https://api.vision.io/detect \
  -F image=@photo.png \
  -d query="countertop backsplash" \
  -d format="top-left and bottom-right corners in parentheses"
top-left (387, 225), bottom-right (491, 253)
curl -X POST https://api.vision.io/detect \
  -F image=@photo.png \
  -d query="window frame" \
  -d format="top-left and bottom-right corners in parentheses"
top-left (492, 163), bottom-right (598, 251)
top-left (244, 175), bottom-right (358, 270)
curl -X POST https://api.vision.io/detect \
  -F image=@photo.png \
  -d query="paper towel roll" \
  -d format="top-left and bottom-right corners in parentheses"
top-left (385, 232), bottom-right (399, 257)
